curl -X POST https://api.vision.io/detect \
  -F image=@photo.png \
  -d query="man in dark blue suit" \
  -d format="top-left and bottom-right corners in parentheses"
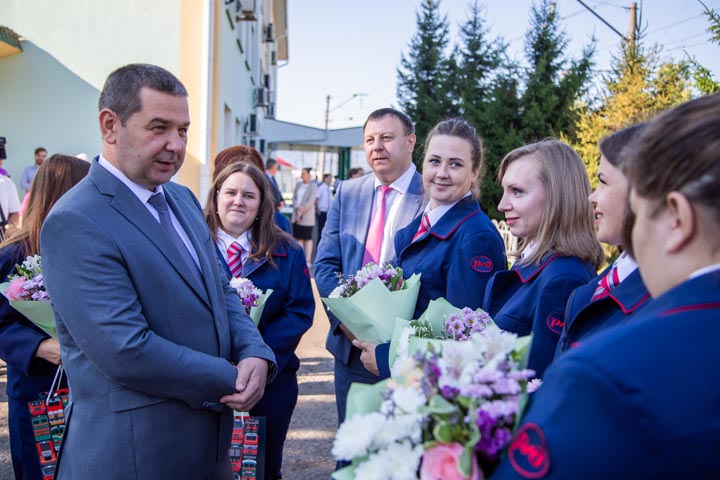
top-left (40, 64), bottom-right (276, 480)
top-left (314, 108), bottom-right (426, 427)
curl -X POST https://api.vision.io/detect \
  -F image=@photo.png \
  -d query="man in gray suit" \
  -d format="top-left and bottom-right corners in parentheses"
top-left (314, 108), bottom-right (425, 427)
top-left (40, 64), bottom-right (276, 479)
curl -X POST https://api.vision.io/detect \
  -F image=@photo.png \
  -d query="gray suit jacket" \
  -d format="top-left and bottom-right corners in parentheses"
top-left (40, 161), bottom-right (275, 480)
top-left (313, 171), bottom-right (426, 363)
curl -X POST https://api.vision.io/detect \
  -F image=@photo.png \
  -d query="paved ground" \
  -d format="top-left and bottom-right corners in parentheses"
top-left (0, 281), bottom-right (336, 479)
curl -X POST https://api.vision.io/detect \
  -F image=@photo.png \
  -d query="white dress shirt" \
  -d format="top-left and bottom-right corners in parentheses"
top-left (370, 163), bottom-right (417, 264)
top-left (216, 228), bottom-right (252, 265)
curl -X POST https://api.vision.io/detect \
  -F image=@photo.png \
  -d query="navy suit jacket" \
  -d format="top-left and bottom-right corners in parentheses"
top-left (314, 171), bottom-right (426, 364)
top-left (217, 239), bottom-right (314, 389)
top-left (40, 161), bottom-right (276, 480)
top-left (0, 242), bottom-right (59, 400)
top-left (483, 253), bottom-right (595, 378)
top-left (493, 270), bottom-right (720, 479)
top-left (555, 265), bottom-right (651, 356)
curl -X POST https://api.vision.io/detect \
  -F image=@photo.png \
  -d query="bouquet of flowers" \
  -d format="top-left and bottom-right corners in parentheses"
top-left (322, 263), bottom-right (421, 343)
top-left (229, 277), bottom-right (272, 326)
top-left (332, 325), bottom-right (535, 480)
top-left (388, 300), bottom-right (495, 374)
top-left (0, 255), bottom-right (57, 337)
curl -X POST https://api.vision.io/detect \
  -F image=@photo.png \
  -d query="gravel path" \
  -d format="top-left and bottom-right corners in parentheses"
top-left (0, 280), bottom-right (337, 479)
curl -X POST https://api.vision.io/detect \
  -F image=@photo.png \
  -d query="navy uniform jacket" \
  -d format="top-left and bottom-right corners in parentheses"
top-left (375, 198), bottom-right (507, 378)
top-left (218, 239), bottom-right (314, 388)
top-left (0, 242), bottom-right (58, 400)
top-left (555, 265), bottom-right (651, 356)
top-left (493, 269), bottom-right (720, 479)
top-left (483, 253), bottom-right (595, 378)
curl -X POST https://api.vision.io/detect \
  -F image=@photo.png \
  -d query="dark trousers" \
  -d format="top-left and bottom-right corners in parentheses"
top-left (8, 396), bottom-right (43, 480)
top-left (249, 376), bottom-right (299, 480)
top-left (317, 211), bottom-right (328, 238)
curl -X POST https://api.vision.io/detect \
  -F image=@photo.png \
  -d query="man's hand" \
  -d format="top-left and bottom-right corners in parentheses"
top-left (220, 357), bottom-right (268, 411)
top-left (352, 339), bottom-right (379, 376)
top-left (35, 338), bottom-right (62, 365)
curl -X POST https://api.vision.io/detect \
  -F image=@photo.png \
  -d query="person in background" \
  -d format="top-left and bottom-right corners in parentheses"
top-left (0, 154), bottom-right (90, 480)
top-left (0, 168), bottom-right (21, 240)
top-left (39, 63), bottom-right (275, 480)
top-left (555, 124), bottom-right (651, 356)
top-left (205, 162), bottom-right (314, 480)
top-left (492, 93), bottom-right (720, 480)
top-left (483, 139), bottom-right (603, 379)
top-left (265, 158), bottom-right (285, 210)
top-left (348, 167), bottom-right (365, 179)
top-left (316, 173), bottom-right (332, 237)
top-left (20, 148), bottom-right (46, 195)
top-left (354, 117), bottom-right (507, 379)
top-left (314, 107), bottom-right (425, 429)
top-left (213, 145), bottom-right (291, 234)
top-left (291, 167), bottom-right (317, 265)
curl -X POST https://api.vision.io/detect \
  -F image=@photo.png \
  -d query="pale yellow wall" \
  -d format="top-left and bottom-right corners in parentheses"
top-left (179, 0), bottom-right (205, 195)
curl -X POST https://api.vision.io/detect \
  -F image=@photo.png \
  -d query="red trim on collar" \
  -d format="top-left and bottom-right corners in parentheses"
top-left (660, 302), bottom-right (720, 316)
top-left (271, 242), bottom-right (289, 257)
top-left (611, 292), bottom-right (651, 314)
top-left (515, 253), bottom-right (560, 283)
top-left (430, 208), bottom-right (480, 240)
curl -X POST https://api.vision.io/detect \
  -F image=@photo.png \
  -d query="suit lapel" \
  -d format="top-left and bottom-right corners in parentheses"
top-left (90, 164), bottom-right (211, 308)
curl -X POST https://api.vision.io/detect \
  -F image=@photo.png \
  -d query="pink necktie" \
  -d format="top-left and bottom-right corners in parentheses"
top-left (412, 214), bottom-right (431, 242)
top-left (591, 264), bottom-right (620, 302)
top-left (363, 185), bottom-right (392, 265)
top-left (227, 242), bottom-right (244, 278)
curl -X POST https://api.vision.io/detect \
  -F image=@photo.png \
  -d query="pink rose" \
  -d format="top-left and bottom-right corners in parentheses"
top-left (4, 277), bottom-right (27, 301)
top-left (420, 443), bottom-right (483, 480)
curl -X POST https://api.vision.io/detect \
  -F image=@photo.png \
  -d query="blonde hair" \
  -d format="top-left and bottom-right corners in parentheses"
top-left (498, 139), bottom-right (604, 268)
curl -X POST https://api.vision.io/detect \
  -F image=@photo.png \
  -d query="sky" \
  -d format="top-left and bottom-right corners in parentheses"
top-left (275, 0), bottom-right (720, 131)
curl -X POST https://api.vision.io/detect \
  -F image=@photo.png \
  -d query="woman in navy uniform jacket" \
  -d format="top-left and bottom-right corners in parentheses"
top-left (0, 155), bottom-right (89, 480)
top-left (353, 117), bottom-right (506, 379)
top-left (205, 162), bottom-right (314, 480)
top-left (483, 140), bottom-right (603, 378)
top-left (213, 145), bottom-right (291, 234)
top-left (555, 125), bottom-right (651, 355)
top-left (493, 93), bottom-right (720, 480)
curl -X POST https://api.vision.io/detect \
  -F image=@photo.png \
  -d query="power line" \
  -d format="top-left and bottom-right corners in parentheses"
top-left (645, 14), bottom-right (705, 35)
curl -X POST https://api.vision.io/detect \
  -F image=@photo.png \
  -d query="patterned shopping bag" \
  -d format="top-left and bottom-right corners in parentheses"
top-left (229, 413), bottom-right (266, 480)
top-left (28, 366), bottom-right (68, 480)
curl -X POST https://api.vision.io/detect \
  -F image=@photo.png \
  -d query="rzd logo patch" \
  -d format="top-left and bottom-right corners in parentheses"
top-left (546, 312), bottom-right (565, 335)
top-left (470, 255), bottom-right (494, 273)
top-left (508, 423), bottom-right (550, 478)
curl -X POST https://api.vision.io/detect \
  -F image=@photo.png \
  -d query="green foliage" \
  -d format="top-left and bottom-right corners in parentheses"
top-left (689, 1), bottom-right (720, 94)
top-left (397, 0), bottom-right (458, 168)
top-left (519, 0), bottom-right (595, 144)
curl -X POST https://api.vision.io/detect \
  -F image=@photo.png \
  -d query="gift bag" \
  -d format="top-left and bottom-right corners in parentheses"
top-left (28, 366), bottom-right (69, 480)
top-left (229, 413), bottom-right (266, 480)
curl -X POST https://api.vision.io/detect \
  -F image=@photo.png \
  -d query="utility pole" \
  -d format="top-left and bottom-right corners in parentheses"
top-left (320, 94), bottom-right (330, 180)
top-left (628, 2), bottom-right (637, 46)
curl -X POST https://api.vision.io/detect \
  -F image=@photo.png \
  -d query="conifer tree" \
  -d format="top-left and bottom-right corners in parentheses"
top-left (519, 0), bottom-right (594, 143)
top-left (397, 0), bottom-right (457, 167)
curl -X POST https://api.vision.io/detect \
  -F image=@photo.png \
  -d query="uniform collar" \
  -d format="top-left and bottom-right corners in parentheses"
top-left (607, 267), bottom-right (651, 313)
top-left (512, 251), bottom-right (560, 283)
top-left (427, 196), bottom-right (481, 240)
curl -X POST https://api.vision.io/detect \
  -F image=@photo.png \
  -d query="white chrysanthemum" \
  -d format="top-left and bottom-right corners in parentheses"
top-left (438, 339), bottom-right (482, 392)
top-left (354, 451), bottom-right (392, 479)
top-left (475, 323), bottom-right (517, 360)
top-left (373, 413), bottom-right (422, 448)
top-left (332, 412), bottom-right (386, 460)
top-left (391, 385), bottom-right (426, 414)
top-left (329, 284), bottom-right (347, 298)
top-left (354, 441), bottom-right (424, 480)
